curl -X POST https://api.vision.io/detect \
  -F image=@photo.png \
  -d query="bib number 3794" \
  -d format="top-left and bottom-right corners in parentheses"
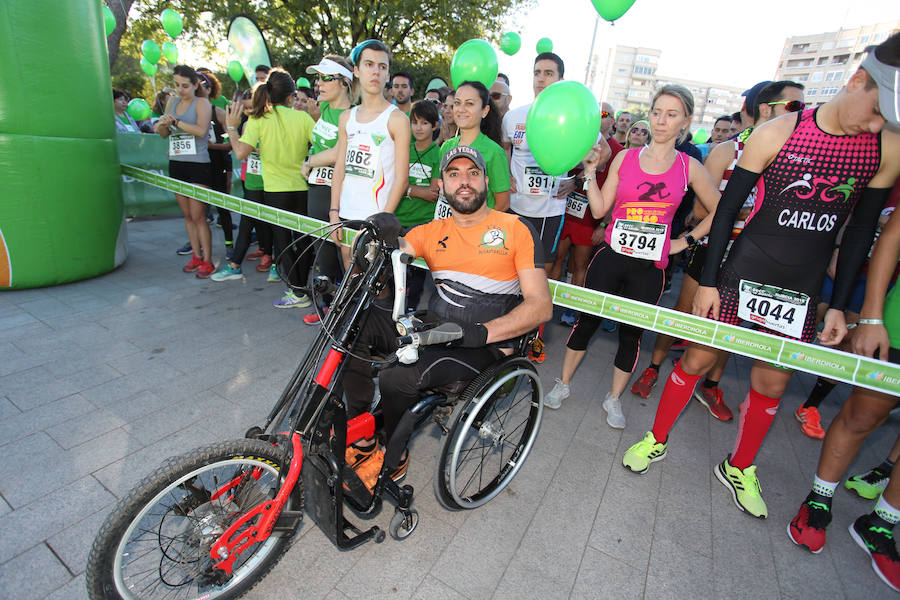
top-left (737, 279), bottom-right (809, 339)
top-left (610, 220), bottom-right (666, 261)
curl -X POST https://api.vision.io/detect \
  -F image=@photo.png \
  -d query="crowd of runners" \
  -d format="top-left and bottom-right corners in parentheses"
top-left (132, 33), bottom-right (900, 591)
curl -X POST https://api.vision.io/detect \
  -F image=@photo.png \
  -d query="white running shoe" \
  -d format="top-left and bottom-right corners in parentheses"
top-left (543, 378), bottom-right (570, 409)
top-left (603, 394), bottom-right (626, 429)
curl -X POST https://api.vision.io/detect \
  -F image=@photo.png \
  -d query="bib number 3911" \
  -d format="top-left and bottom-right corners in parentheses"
top-left (522, 165), bottom-right (556, 196)
top-left (610, 219), bottom-right (666, 261)
top-left (737, 279), bottom-right (809, 339)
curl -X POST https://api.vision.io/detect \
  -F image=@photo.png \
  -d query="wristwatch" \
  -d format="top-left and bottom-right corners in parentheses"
top-left (685, 234), bottom-right (698, 248)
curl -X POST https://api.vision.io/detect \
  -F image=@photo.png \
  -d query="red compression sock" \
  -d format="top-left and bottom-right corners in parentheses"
top-left (730, 388), bottom-right (781, 470)
top-left (651, 359), bottom-right (702, 443)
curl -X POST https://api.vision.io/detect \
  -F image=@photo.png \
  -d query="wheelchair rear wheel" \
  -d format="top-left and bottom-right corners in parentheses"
top-left (433, 356), bottom-right (543, 510)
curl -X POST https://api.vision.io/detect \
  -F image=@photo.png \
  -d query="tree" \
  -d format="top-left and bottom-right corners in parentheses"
top-left (109, 0), bottom-right (532, 73)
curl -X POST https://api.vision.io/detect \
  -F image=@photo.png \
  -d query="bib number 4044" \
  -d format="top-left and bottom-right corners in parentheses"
top-left (737, 279), bottom-right (809, 339)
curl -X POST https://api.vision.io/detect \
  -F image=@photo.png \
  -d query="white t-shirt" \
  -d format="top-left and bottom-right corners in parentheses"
top-left (501, 103), bottom-right (565, 218)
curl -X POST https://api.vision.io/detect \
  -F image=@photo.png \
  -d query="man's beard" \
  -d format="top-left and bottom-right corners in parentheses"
top-left (446, 185), bottom-right (487, 214)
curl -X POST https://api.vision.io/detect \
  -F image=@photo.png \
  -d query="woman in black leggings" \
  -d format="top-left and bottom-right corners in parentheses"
top-left (226, 69), bottom-right (316, 308)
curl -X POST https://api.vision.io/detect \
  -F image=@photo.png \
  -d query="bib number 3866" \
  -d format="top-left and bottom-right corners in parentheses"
top-left (434, 195), bottom-right (452, 220)
top-left (737, 279), bottom-right (809, 339)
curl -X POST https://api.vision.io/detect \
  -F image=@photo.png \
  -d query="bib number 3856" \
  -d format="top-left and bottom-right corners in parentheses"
top-left (737, 279), bottom-right (809, 339)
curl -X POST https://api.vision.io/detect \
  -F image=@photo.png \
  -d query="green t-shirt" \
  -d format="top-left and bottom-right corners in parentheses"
top-left (210, 95), bottom-right (229, 110)
top-left (439, 132), bottom-right (510, 209)
top-left (395, 141), bottom-right (441, 227)
top-left (240, 105), bottom-right (315, 192)
top-left (238, 119), bottom-right (264, 191)
top-left (885, 284), bottom-right (900, 350)
top-left (150, 110), bottom-right (161, 119)
top-left (309, 101), bottom-right (345, 155)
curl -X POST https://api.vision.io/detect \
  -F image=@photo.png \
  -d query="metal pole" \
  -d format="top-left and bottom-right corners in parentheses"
top-left (584, 13), bottom-right (600, 85)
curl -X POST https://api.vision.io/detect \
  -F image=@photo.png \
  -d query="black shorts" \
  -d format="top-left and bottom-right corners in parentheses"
top-left (169, 160), bottom-right (211, 187)
top-left (684, 244), bottom-right (707, 283)
top-left (516, 213), bottom-right (563, 262)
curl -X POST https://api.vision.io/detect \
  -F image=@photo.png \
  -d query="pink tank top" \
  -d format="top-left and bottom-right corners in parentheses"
top-left (605, 147), bottom-right (690, 269)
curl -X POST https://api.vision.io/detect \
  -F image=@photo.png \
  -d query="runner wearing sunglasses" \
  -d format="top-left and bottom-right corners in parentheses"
top-left (624, 120), bottom-right (650, 149)
top-left (489, 79), bottom-right (512, 118)
top-left (623, 44), bottom-right (900, 522)
top-left (630, 81), bottom-right (805, 420)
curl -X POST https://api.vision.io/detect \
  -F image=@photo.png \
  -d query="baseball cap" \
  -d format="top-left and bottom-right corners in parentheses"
top-left (440, 145), bottom-right (487, 173)
top-left (306, 58), bottom-right (353, 80)
top-left (742, 80), bottom-right (773, 114)
top-left (861, 49), bottom-right (899, 126)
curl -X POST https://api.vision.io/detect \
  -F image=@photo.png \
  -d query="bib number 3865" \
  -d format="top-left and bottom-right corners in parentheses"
top-left (737, 279), bottom-right (809, 339)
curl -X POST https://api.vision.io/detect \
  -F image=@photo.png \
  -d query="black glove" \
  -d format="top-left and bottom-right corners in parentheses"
top-left (449, 321), bottom-right (488, 348)
top-left (367, 212), bottom-right (402, 248)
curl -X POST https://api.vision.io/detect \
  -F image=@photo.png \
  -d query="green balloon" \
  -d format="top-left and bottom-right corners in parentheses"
top-left (103, 5), bottom-right (115, 36)
top-left (160, 8), bottom-right (183, 39)
top-left (162, 41), bottom-right (178, 64)
top-left (590, 0), bottom-right (637, 22)
top-left (141, 40), bottom-right (161, 64)
top-left (500, 32), bottom-right (521, 56)
top-left (693, 128), bottom-right (709, 144)
top-left (450, 39), bottom-right (498, 90)
top-left (127, 98), bottom-right (151, 121)
top-left (297, 77), bottom-right (311, 89)
top-left (526, 81), bottom-right (601, 176)
top-left (140, 57), bottom-right (158, 77)
top-left (536, 37), bottom-right (553, 54)
top-left (227, 60), bottom-right (244, 83)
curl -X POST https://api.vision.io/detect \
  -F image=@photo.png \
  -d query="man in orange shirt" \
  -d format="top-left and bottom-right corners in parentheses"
top-left (342, 146), bottom-right (553, 490)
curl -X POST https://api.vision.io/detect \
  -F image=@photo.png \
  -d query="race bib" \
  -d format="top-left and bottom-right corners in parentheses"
top-left (345, 135), bottom-right (381, 180)
top-left (309, 165), bottom-right (334, 186)
top-left (610, 220), bottom-right (667, 261)
top-left (207, 124), bottom-right (216, 144)
top-left (247, 152), bottom-right (262, 176)
top-left (737, 280), bottom-right (809, 339)
top-left (522, 165), bottom-right (557, 196)
top-left (168, 133), bottom-right (196, 156)
top-left (434, 195), bottom-right (453, 220)
top-left (566, 192), bottom-right (588, 219)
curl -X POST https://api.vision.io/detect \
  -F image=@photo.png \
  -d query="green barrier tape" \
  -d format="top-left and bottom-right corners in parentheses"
top-left (122, 164), bottom-right (900, 396)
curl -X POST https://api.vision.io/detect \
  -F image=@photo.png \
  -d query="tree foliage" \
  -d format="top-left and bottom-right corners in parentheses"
top-left (109, 0), bottom-right (533, 99)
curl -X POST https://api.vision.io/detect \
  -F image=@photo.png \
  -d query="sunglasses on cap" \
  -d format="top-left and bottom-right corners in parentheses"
top-left (601, 111), bottom-right (612, 119)
top-left (317, 74), bottom-right (340, 83)
top-left (767, 100), bottom-right (805, 112)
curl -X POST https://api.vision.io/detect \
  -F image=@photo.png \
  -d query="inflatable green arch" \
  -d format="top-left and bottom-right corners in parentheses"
top-left (0, 0), bottom-right (126, 289)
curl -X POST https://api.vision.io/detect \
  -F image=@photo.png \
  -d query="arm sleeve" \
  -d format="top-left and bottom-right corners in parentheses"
top-left (830, 187), bottom-right (891, 311)
top-left (699, 165), bottom-right (762, 287)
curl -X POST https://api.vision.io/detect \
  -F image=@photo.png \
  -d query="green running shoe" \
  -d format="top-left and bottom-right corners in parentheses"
top-left (845, 466), bottom-right (891, 500)
top-left (622, 431), bottom-right (667, 474)
top-left (716, 456), bottom-right (767, 519)
top-left (267, 264), bottom-right (282, 283)
top-left (210, 264), bottom-right (243, 282)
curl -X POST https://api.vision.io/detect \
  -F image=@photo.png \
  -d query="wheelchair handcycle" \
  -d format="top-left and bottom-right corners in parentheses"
top-left (85, 217), bottom-right (544, 599)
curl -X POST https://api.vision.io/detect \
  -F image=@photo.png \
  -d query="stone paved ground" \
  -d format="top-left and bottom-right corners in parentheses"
top-left (0, 216), bottom-right (897, 600)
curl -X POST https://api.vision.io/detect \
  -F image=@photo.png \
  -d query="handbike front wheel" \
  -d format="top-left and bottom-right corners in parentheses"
top-left (434, 356), bottom-right (543, 510)
top-left (86, 439), bottom-right (302, 600)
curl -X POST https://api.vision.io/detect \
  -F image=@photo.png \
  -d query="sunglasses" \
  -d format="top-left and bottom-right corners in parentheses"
top-left (425, 97), bottom-right (441, 104)
top-left (317, 74), bottom-right (340, 82)
top-left (601, 111), bottom-right (612, 119)
top-left (632, 128), bottom-right (649, 135)
top-left (490, 92), bottom-right (507, 100)
top-left (767, 100), bottom-right (805, 112)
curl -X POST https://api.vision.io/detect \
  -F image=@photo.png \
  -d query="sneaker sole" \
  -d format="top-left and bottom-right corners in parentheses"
top-left (786, 520), bottom-right (824, 554)
top-left (848, 522), bottom-right (900, 592)
top-left (623, 449), bottom-right (666, 474)
top-left (273, 302), bottom-right (311, 309)
top-left (844, 483), bottom-right (883, 501)
top-left (211, 275), bottom-right (243, 282)
top-left (715, 463), bottom-right (766, 519)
